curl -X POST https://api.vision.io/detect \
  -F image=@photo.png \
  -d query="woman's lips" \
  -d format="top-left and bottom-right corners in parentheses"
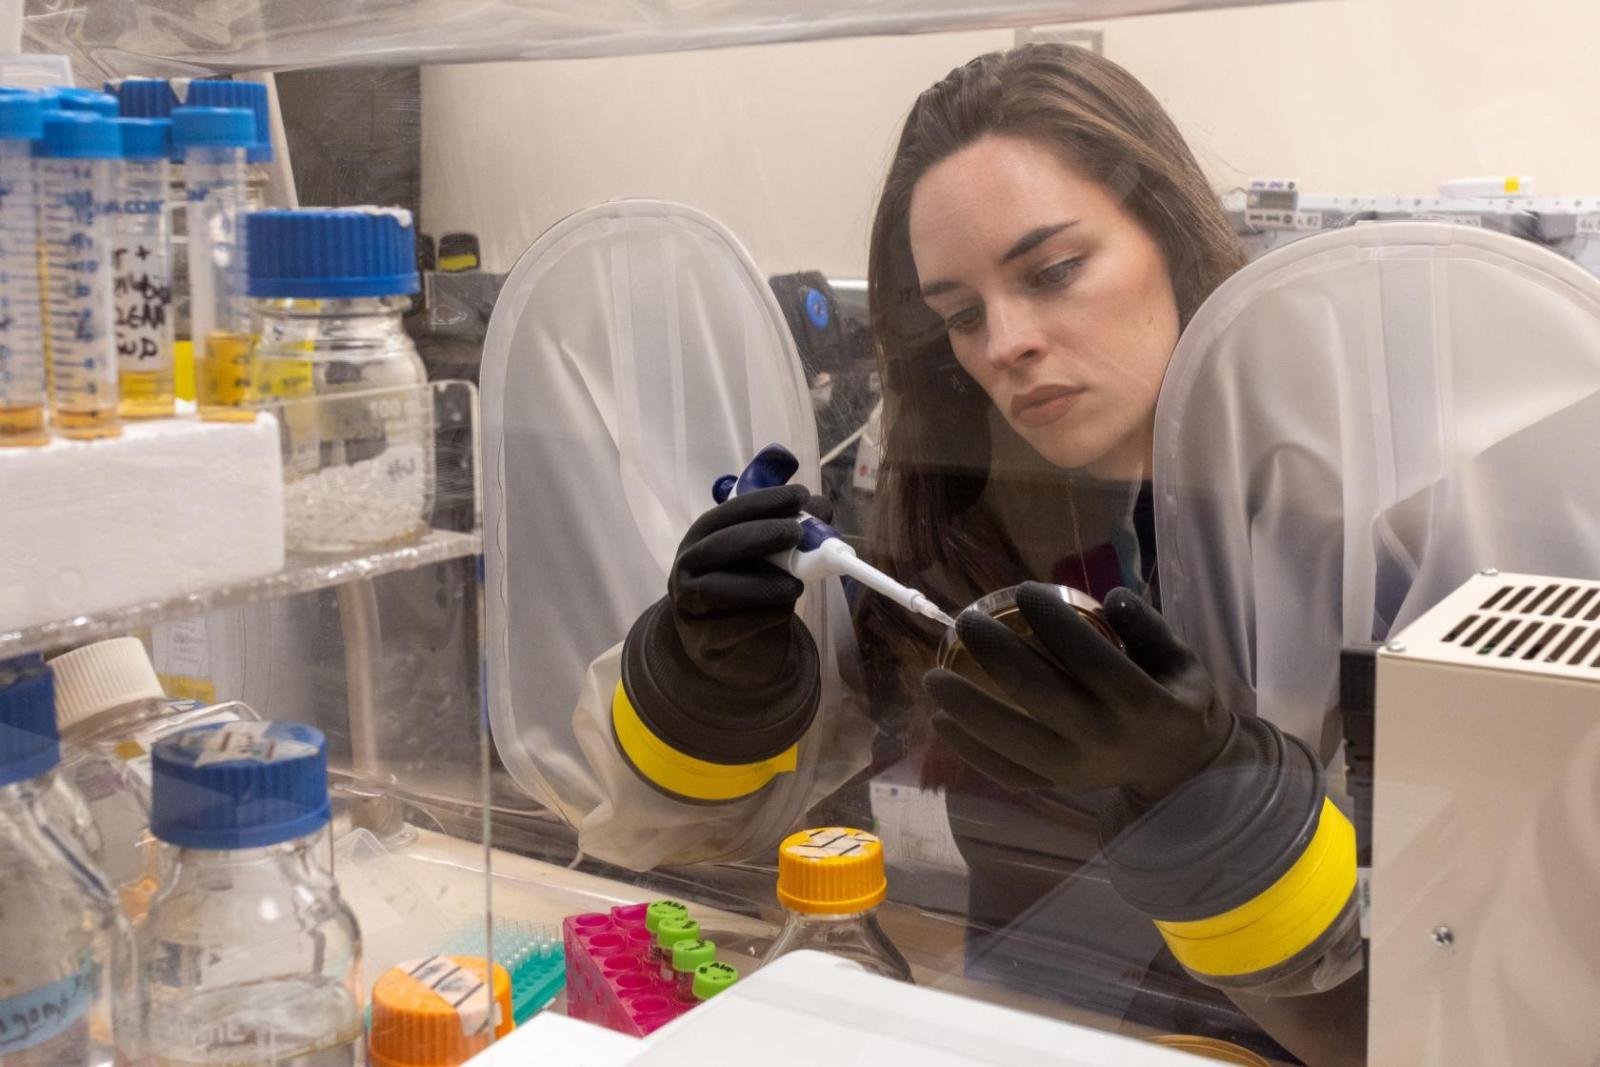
top-left (1011, 385), bottom-right (1085, 428)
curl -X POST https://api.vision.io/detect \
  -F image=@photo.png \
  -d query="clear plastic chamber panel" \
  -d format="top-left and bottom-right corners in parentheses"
top-left (4, 380), bottom-right (493, 1063)
top-left (23, 2), bottom-right (1600, 1065)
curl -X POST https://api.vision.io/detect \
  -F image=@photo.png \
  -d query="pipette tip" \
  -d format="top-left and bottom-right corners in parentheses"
top-left (913, 597), bottom-right (956, 629)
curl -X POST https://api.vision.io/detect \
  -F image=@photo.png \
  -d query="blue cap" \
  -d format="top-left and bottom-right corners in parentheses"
top-left (0, 90), bottom-right (45, 141)
top-left (171, 106), bottom-right (255, 151)
top-left (116, 118), bottom-right (172, 161)
top-left (111, 79), bottom-right (181, 159)
top-left (150, 721), bottom-right (330, 849)
top-left (0, 663), bottom-right (59, 788)
top-left (55, 87), bottom-right (119, 117)
top-left (247, 208), bottom-right (420, 298)
top-left (35, 112), bottom-right (122, 159)
top-left (108, 78), bottom-right (178, 120)
top-left (186, 80), bottom-right (272, 163)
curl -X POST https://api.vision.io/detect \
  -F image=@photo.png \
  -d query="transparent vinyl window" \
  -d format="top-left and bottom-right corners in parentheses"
top-left (30, 7), bottom-right (1600, 1066)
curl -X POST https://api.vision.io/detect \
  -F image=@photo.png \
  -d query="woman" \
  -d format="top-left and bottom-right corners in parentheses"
top-left (604, 44), bottom-right (1363, 1064)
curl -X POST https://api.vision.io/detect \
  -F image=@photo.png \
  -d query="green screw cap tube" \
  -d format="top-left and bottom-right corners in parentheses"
top-left (671, 938), bottom-right (717, 974)
top-left (645, 899), bottom-right (689, 934)
top-left (693, 961), bottom-right (740, 1000)
top-left (656, 915), bottom-right (700, 951)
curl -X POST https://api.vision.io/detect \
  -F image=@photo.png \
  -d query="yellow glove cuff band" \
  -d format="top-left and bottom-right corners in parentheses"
top-left (1153, 797), bottom-right (1356, 977)
top-left (611, 681), bottom-right (797, 803)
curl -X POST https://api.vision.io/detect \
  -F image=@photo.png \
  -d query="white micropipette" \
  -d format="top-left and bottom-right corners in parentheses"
top-left (715, 444), bottom-right (956, 629)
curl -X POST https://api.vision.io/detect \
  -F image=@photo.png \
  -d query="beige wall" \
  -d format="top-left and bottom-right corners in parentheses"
top-left (421, 0), bottom-right (1600, 275)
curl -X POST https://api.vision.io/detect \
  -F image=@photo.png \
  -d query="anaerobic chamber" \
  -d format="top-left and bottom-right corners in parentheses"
top-left (11, 1), bottom-right (1600, 1064)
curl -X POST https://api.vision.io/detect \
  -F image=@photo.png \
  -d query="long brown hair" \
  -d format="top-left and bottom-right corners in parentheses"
top-left (856, 44), bottom-right (1246, 754)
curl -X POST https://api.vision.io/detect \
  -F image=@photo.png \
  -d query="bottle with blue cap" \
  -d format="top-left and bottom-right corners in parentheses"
top-left (0, 90), bottom-right (49, 447)
top-left (0, 655), bottom-right (138, 1067)
top-left (246, 207), bottom-right (432, 552)
top-left (49, 636), bottom-right (261, 926)
top-left (111, 117), bottom-right (176, 419)
top-left (140, 720), bottom-right (364, 1067)
top-left (172, 105), bottom-right (256, 422)
top-left (35, 108), bottom-right (124, 441)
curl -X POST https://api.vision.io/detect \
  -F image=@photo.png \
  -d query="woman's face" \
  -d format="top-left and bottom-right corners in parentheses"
top-left (908, 134), bottom-right (1180, 479)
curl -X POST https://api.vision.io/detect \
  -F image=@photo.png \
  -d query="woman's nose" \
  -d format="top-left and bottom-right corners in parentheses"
top-left (984, 300), bottom-right (1044, 370)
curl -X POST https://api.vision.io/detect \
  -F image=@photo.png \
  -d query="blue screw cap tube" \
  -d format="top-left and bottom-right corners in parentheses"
top-left (111, 118), bottom-right (176, 418)
top-left (0, 91), bottom-right (48, 445)
top-left (35, 111), bottom-right (124, 439)
top-left (173, 106), bottom-right (254, 420)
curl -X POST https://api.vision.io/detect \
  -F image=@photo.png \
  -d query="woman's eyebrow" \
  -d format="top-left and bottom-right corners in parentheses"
top-left (1002, 221), bottom-right (1077, 264)
top-left (918, 221), bottom-right (1080, 299)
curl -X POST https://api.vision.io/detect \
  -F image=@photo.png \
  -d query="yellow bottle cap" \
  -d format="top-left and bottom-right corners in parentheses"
top-left (370, 956), bottom-right (513, 1067)
top-left (776, 827), bottom-right (887, 915)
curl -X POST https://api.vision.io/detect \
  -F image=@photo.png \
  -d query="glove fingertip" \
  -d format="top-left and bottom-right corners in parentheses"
top-left (1102, 586), bottom-right (1162, 638)
top-left (1016, 581), bottom-right (1086, 628)
top-left (1103, 586), bottom-right (1143, 614)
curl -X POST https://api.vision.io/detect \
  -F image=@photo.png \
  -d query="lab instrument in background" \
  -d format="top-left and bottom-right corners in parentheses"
top-left (1368, 571), bottom-right (1600, 1066)
top-left (1224, 174), bottom-right (1600, 279)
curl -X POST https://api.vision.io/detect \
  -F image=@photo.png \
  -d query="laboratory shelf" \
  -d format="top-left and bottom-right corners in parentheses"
top-left (0, 528), bottom-right (483, 659)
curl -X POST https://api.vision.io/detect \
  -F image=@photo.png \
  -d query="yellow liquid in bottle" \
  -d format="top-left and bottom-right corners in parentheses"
top-left (0, 404), bottom-right (48, 446)
top-left (120, 368), bottom-right (177, 419)
top-left (54, 406), bottom-right (122, 440)
top-left (198, 331), bottom-right (257, 423)
top-left (120, 371), bottom-right (176, 422)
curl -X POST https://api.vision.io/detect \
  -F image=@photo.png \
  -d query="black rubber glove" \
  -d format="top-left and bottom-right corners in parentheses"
top-left (666, 483), bottom-right (830, 687)
top-left (923, 581), bottom-right (1231, 803)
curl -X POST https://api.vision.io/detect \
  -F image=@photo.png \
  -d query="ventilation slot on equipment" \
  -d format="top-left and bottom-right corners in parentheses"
top-left (1500, 620), bottom-right (1543, 657)
top-left (1522, 624), bottom-right (1562, 661)
top-left (1521, 584), bottom-right (1560, 615)
top-left (1477, 618), bottom-right (1522, 655)
top-left (1463, 616), bottom-right (1500, 649)
top-left (1565, 588), bottom-right (1597, 619)
top-left (1547, 626), bottom-right (1585, 663)
top-left (1442, 615), bottom-right (1480, 644)
top-left (1543, 586), bottom-right (1579, 617)
top-left (1479, 586), bottom-right (1511, 611)
top-left (1586, 595), bottom-right (1600, 622)
top-left (1571, 629), bottom-right (1600, 667)
top-left (1500, 585), bottom-right (1538, 612)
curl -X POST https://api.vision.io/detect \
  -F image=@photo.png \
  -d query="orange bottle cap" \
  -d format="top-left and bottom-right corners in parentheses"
top-left (776, 827), bottom-right (887, 915)
top-left (370, 955), bottom-right (513, 1067)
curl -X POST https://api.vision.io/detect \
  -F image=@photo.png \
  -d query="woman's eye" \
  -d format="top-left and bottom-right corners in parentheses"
top-left (944, 307), bottom-right (982, 334)
top-left (1033, 258), bottom-right (1083, 287)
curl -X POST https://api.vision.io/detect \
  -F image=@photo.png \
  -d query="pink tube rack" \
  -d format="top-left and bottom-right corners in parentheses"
top-left (562, 903), bottom-right (694, 1036)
